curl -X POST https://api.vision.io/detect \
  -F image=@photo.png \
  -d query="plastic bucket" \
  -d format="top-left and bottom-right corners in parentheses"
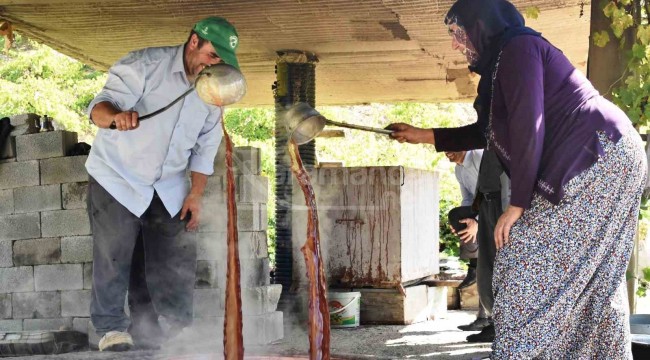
top-left (328, 291), bottom-right (361, 328)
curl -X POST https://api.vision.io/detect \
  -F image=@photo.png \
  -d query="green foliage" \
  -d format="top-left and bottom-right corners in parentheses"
top-left (439, 198), bottom-right (460, 257)
top-left (0, 33), bottom-right (106, 142)
top-left (599, 0), bottom-right (650, 128)
top-left (593, 30), bottom-right (611, 47)
top-left (524, 6), bottom-right (540, 20)
top-left (635, 266), bottom-right (650, 297)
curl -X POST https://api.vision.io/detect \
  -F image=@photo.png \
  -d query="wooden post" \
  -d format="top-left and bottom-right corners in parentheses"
top-left (586, 1), bottom-right (634, 100)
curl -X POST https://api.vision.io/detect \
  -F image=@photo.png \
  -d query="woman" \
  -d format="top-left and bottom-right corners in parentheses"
top-left (388, 0), bottom-right (647, 358)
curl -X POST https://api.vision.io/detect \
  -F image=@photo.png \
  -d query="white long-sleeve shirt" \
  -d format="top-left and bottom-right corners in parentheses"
top-left (86, 44), bottom-right (222, 217)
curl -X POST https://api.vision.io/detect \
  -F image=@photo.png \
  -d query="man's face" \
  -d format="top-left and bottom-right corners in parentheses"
top-left (445, 151), bottom-right (466, 165)
top-left (185, 34), bottom-right (222, 81)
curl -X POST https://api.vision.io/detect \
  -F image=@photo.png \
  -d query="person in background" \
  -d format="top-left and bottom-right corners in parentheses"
top-left (388, 0), bottom-right (646, 357)
top-left (85, 17), bottom-right (240, 352)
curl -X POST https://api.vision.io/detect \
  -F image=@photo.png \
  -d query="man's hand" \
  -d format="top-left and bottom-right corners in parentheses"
top-left (89, 101), bottom-right (139, 130)
top-left (457, 218), bottom-right (478, 243)
top-left (385, 123), bottom-right (434, 145)
top-left (494, 205), bottom-right (524, 250)
top-left (180, 193), bottom-right (202, 231)
top-left (112, 111), bottom-right (139, 131)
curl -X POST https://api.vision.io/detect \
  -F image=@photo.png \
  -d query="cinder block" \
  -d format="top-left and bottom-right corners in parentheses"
top-left (237, 175), bottom-right (268, 203)
top-left (61, 236), bottom-right (92, 263)
top-left (197, 231), bottom-right (268, 261)
top-left (23, 318), bottom-right (72, 331)
top-left (242, 311), bottom-right (283, 344)
top-left (40, 155), bottom-right (88, 185)
top-left (195, 261), bottom-right (218, 288)
top-left (0, 160), bottom-right (39, 190)
top-left (13, 238), bottom-right (61, 266)
top-left (16, 130), bottom-right (78, 161)
top-left (34, 264), bottom-right (83, 291)
top-left (0, 240), bottom-right (12, 267)
top-left (199, 203), bottom-right (265, 233)
top-left (62, 182), bottom-right (87, 209)
top-left (0, 319), bottom-right (23, 331)
top-left (213, 145), bottom-right (261, 176)
top-left (242, 285), bottom-right (282, 315)
top-left (12, 291), bottom-right (61, 319)
top-left (13, 184), bottom-right (62, 213)
top-left (0, 136), bottom-right (16, 160)
top-left (0, 189), bottom-right (13, 215)
top-left (213, 258), bottom-right (269, 289)
top-left (72, 317), bottom-right (90, 334)
top-left (41, 209), bottom-right (90, 237)
top-left (0, 213), bottom-right (40, 241)
top-left (234, 147), bottom-right (261, 175)
top-left (83, 263), bottom-right (92, 289)
top-left (0, 267), bottom-right (34, 293)
top-left (8, 113), bottom-right (39, 127)
top-left (193, 288), bottom-right (223, 317)
top-left (0, 294), bottom-right (11, 318)
top-left (203, 176), bottom-right (225, 202)
top-left (238, 203), bottom-right (266, 231)
top-left (61, 290), bottom-right (91, 317)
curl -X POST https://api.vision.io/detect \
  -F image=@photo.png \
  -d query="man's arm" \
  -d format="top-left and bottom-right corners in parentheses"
top-left (90, 101), bottom-right (139, 130)
top-left (180, 171), bottom-right (208, 231)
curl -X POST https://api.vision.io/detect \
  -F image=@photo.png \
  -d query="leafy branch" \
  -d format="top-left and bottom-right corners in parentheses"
top-left (594, 0), bottom-right (649, 127)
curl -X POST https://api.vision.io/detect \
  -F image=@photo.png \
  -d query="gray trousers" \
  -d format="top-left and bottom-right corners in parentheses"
top-left (87, 177), bottom-right (197, 336)
top-left (475, 149), bottom-right (506, 318)
top-left (475, 192), bottom-right (501, 317)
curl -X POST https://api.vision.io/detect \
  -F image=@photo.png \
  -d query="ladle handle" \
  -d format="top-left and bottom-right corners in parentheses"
top-left (108, 87), bottom-right (196, 129)
top-left (325, 119), bottom-right (394, 135)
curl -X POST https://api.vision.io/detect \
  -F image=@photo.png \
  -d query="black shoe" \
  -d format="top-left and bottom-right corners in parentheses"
top-left (466, 324), bottom-right (495, 343)
top-left (458, 317), bottom-right (491, 331)
top-left (458, 267), bottom-right (477, 289)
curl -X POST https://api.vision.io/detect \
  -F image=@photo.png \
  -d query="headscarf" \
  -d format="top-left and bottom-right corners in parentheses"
top-left (444, 0), bottom-right (542, 137)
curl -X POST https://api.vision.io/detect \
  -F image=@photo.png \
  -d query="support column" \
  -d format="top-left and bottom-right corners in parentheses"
top-left (272, 51), bottom-right (318, 306)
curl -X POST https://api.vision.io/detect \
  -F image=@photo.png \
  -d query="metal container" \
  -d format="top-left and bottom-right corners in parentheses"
top-left (195, 63), bottom-right (247, 106)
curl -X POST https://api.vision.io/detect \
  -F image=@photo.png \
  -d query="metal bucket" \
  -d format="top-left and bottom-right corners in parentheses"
top-left (282, 102), bottom-right (327, 145)
top-left (195, 63), bottom-right (247, 106)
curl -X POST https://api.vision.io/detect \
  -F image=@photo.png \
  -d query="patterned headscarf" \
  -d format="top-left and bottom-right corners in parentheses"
top-left (444, 0), bottom-right (542, 138)
top-left (445, 14), bottom-right (479, 66)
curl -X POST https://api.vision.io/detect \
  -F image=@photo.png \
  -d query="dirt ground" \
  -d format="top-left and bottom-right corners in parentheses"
top-left (4, 311), bottom-right (491, 360)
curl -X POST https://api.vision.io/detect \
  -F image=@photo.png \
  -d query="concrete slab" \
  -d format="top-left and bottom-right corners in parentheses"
top-left (0, 311), bottom-right (491, 359)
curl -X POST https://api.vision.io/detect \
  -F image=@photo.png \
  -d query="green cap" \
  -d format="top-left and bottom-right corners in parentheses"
top-left (193, 17), bottom-right (240, 70)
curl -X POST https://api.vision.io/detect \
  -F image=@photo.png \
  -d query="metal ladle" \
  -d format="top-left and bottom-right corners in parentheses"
top-left (109, 63), bottom-right (246, 129)
top-left (283, 102), bottom-right (394, 145)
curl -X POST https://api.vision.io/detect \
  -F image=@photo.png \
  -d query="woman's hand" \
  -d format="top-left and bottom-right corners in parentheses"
top-left (386, 123), bottom-right (434, 145)
top-left (494, 205), bottom-right (524, 249)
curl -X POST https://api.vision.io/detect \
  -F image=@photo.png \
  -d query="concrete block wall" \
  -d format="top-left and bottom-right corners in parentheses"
top-left (0, 117), bottom-right (281, 345)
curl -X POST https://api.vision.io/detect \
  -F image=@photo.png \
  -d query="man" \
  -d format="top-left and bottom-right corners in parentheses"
top-left (446, 150), bottom-right (481, 289)
top-left (445, 150), bottom-right (490, 330)
top-left (85, 17), bottom-right (240, 351)
top-left (464, 149), bottom-right (510, 343)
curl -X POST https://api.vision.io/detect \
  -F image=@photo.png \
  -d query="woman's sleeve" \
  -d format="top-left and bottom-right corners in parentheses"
top-left (433, 123), bottom-right (487, 152)
top-left (498, 44), bottom-right (545, 209)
